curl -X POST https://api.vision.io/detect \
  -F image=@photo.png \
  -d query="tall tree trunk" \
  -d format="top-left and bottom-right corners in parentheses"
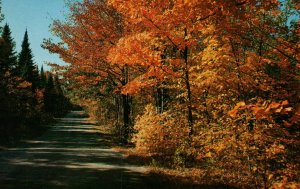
top-left (121, 65), bottom-right (131, 143)
top-left (155, 86), bottom-right (164, 113)
top-left (122, 93), bottom-right (130, 143)
top-left (161, 87), bottom-right (164, 113)
top-left (183, 28), bottom-right (193, 136)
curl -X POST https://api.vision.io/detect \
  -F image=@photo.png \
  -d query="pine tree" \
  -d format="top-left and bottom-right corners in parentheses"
top-left (0, 1), bottom-right (4, 31)
top-left (40, 65), bottom-right (47, 88)
top-left (0, 23), bottom-right (17, 75)
top-left (47, 73), bottom-right (54, 90)
top-left (53, 74), bottom-right (68, 115)
top-left (31, 63), bottom-right (39, 89)
top-left (44, 73), bottom-right (55, 113)
top-left (54, 75), bottom-right (63, 95)
top-left (18, 30), bottom-right (39, 89)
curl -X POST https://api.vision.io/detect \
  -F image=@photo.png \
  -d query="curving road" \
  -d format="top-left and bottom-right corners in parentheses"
top-left (0, 111), bottom-right (163, 189)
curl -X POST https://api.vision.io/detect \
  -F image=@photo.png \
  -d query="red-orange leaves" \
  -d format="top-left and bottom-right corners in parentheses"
top-left (228, 101), bottom-right (246, 117)
top-left (120, 73), bottom-right (158, 95)
top-left (43, 0), bottom-right (124, 93)
top-left (228, 100), bottom-right (298, 127)
top-left (108, 32), bottom-right (160, 67)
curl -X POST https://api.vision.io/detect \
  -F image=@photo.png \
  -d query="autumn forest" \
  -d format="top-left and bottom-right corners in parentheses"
top-left (1, 0), bottom-right (299, 188)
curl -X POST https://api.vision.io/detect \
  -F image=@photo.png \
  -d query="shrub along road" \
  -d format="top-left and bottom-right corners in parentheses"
top-left (0, 111), bottom-right (165, 189)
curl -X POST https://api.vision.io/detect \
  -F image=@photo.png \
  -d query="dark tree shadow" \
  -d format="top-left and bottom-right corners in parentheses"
top-left (0, 111), bottom-right (238, 189)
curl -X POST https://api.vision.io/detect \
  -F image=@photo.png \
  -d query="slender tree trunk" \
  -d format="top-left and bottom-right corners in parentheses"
top-left (203, 89), bottom-right (211, 123)
top-left (155, 51), bottom-right (168, 114)
top-left (121, 65), bottom-right (131, 143)
top-left (154, 87), bottom-right (159, 112)
top-left (122, 93), bottom-right (130, 143)
top-left (156, 86), bottom-right (164, 113)
top-left (161, 87), bottom-right (164, 112)
top-left (229, 40), bottom-right (243, 100)
top-left (183, 28), bottom-right (193, 136)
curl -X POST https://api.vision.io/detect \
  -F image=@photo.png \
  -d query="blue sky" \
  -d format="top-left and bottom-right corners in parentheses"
top-left (2, 0), bottom-right (68, 70)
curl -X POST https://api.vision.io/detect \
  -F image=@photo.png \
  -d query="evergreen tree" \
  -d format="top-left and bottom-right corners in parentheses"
top-left (40, 65), bottom-right (47, 88)
top-left (0, 1), bottom-right (4, 31)
top-left (44, 73), bottom-right (55, 113)
top-left (32, 64), bottom-right (39, 89)
top-left (54, 75), bottom-right (63, 95)
top-left (54, 74), bottom-right (66, 114)
top-left (44, 72), bottom-right (71, 115)
top-left (47, 73), bottom-right (54, 89)
top-left (18, 30), bottom-right (39, 89)
top-left (0, 23), bottom-right (17, 75)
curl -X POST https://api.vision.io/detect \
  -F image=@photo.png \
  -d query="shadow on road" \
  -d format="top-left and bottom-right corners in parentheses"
top-left (0, 111), bottom-right (150, 189)
top-left (0, 111), bottom-right (237, 189)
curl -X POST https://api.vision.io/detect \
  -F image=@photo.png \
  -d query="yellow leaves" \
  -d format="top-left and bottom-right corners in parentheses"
top-left (201, 25), bottom-right (216, 36)
top-left (214, 143), bottom-right (226, 153)
top-left (236, 101), bottom-right (246, 107)
top-left (133, 104), bottom-right (189, 154)
top-left (193, 70), bottom-right (223, 92)
top-left (271, 182), bottom-right (300, 189)
top-left (266, 143), bottom-right (285, 157)
top-left (205, 151), bottom-right (213, 158)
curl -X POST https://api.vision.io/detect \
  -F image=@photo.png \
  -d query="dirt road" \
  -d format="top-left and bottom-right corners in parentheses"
top-left (0, 111), bottom-right (162, 189)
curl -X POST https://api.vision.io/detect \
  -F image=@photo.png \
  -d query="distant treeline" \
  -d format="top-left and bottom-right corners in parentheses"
top-left (0, 8), bottom-right (72, 145)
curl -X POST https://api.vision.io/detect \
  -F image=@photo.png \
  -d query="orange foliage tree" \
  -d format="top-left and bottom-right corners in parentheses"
top-left (44, 0), bottom-right (299, 187)
top-left (108, 0), bottom-right (299, 187)
top-left (43, 0), bottom-right (137, 142)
